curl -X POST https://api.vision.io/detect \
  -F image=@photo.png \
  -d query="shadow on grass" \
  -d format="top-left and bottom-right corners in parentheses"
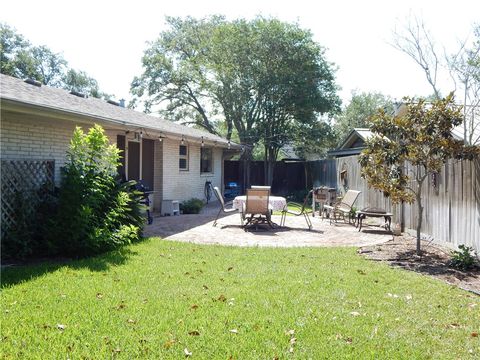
top-left (1, 244), bottom-right (141, 289)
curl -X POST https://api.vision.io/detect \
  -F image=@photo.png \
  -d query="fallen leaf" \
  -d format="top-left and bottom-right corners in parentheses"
top-left (350, 311), bottom-right (361, 317)
top-left (184, 348), bottom-right (192, 357)
top-left (191, 304), bottom-right (199, 310)
top-left (471, 332), bottom-right (478, 337)
top-left (357, 269), bottom-right (366, 275)
top-left (96, 293), bottom-right (103, 299)
top-left (202, 285), bottom-right (209, 290)
top-left (217, 294), bottom-right (227, 302)
top-left (113, 347), bottom-right (121, 353)
top-left (127, 319), bottom-right (136, 324)
top-left (142, 298), bottom-right (148, 304)
top-left (335, 333), bottom-right (342, 340)
top-left (289, 337), bottom-right (296, 345)
top-left (57, 324), bottom-right (66, 330)
top-left (448, 323), bottom-right (461, 329)
top-left (286, 329), bottom-right (295, 336)
top-left (188, 330), bottom-right (200, 336)
top-left (345, 337), bottom-right (353, 344)
top-left (289, 347), bottom-right (294, 353)
top-left (229, 329), bottom-right (238, 334)
top-left (116, 304), bottom-right (126, 310)
top-left (228, 267), bottom-right (234, 271)
top-left (405, 295), bottom-right (413, 301)
top-left (163, 339), bottom-right (175, 349)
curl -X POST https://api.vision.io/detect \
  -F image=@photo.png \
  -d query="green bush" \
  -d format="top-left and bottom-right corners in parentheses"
top-left (50, 125), bottom-right (145, 257)
top-left (449, 245), bottom-right (477, 271)
top-left (180, 198), bottom-right (204, 214)
top-left (1, 186), bottom-right (58, 261)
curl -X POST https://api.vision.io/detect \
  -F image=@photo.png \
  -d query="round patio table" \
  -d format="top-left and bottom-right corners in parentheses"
top-left (233, 195), bottom-right (287, 212)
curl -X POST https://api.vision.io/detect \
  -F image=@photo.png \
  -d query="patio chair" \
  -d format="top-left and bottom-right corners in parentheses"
top-left (312, 187), bottom-right (330, 218)
top-left (324, 190), bottom-right (361, 224)
top-left (212, 186), bottom-right (238, 227)
top-left (280, 190), bottom-right (313, 230)
top-left (242, 188), bottom-right (273, 230)
top-left (251, 185), bottom-right (271, 190)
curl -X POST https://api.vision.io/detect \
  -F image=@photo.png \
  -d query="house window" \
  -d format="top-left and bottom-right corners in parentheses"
top-left (179, 144), bottom-right (189, 171)
top-left (200, 147), bottom-right (213, 173)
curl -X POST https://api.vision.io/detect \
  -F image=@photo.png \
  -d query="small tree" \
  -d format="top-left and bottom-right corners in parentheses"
top-left (360, 94), bottom-right (479, 255)
top-left (53, 125), bottom-right (145, 257)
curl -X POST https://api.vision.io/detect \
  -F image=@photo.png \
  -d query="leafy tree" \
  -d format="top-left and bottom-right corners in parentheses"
top-left (360, 94), bottom-right (479, 255)
top-left (1, 23), bottom-right (112, 99)
top-left (0, 23), bottom-right (30, 77)
top-left (334, 91), bottom-right (394, 143)
top-left (63, 68), bottom-right (103, 98)
top-left (132, 16), bottom-right (340, 187)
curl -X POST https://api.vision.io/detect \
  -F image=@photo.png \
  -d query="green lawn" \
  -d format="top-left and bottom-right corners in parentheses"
top-left (1, 238), bottom-right (479, 359)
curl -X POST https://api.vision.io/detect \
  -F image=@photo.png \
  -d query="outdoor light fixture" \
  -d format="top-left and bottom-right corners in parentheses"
top-left (139, 131), bottom-right (143, 139)
top-left (158, 132), bottom-right (164, 142)
top-left (227, 140), bottom-right (231, 149)
top-left (201, 136), bottom-right (205, 147)
top-left (181, 135), bottom-right (185, 145)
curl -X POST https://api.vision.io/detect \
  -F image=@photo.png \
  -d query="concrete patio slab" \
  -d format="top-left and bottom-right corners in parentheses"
top-left (144, 203), bottom-right (392, 248)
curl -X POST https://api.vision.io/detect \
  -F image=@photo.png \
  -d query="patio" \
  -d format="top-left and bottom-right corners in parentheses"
top-left (144, 202), bottom-right (392, 247)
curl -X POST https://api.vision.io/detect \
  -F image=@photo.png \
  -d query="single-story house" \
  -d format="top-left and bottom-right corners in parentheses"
top-left (327, 128), bottom-right (374, 158)
top-left (0, 74), bottom-right (241, 212)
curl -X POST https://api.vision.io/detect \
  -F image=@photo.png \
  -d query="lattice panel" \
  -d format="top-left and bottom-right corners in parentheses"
top-left (1, 160), bottom-right (55, 236)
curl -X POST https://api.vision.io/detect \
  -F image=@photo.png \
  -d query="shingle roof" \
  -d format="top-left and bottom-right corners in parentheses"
top-left (0, 74), bottom-right (234, 147)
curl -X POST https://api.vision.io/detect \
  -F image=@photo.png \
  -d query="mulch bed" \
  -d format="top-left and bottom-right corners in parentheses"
top-left (358, 234), bottom-right (480, 295)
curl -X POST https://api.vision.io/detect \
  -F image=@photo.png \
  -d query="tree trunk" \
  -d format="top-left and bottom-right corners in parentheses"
top-left (415, 177), bottom-right (426, 255)
top-left (240, 147), bottom-right (252, 194)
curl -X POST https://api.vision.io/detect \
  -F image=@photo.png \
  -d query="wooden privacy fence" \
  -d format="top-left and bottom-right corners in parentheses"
top-left (1, 159), bottom-right (55, 237)
top-left (335, 155), bottom-right (480, 253)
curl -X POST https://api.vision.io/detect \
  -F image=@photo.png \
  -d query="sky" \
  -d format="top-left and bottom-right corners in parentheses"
top-left (1, 0), bottom-right (479, 106)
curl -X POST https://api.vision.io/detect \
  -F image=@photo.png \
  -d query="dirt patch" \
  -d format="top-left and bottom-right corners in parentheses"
top-left (358, 234), bottom-right (480, 295)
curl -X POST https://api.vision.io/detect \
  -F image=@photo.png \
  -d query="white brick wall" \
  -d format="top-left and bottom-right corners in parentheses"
top-left (1, 111), bottom-right (223, 212)
top-left (1, 111), bottom-right (82, 182)
top-left (162, 138), bottom-right (222, 203)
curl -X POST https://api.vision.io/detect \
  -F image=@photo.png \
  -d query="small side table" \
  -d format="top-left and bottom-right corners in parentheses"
top-left (162, 200), bottom-right (180, 216)
top-left (356, 210), bottom-right (393, 232)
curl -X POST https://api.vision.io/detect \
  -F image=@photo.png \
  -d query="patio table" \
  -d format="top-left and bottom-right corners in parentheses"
top-left (233, 195), bottom-right (287, 212)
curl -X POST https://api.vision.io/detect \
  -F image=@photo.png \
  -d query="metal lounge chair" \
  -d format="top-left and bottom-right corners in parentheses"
top-left (323, 190), bottom-right (361, 224)
top-left (251, 185), bottom-right (271, 190)
top-left (242, 188), bottom-right (273, 230)
top-left (212, 186), bottom-right (238, 227)
top-left (280, 190), bottom-right (313, 230)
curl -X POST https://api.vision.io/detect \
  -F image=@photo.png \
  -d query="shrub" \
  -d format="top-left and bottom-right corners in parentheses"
top-left (1, 186), bottom-right (58, 261)
top-left (180, 198), bottom-right (204, 214)
top-left (50, 125), bottom-right (145, 257)
top-left (449, 245), bottom-right (477, 271)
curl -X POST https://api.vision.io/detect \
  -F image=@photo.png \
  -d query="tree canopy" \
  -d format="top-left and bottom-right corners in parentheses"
top-left (333, 91), bottom-right (394, 144)
top-left (0, 23), bottom-right (111, 99)
top-left (132, 16), bottom-right (340, 185)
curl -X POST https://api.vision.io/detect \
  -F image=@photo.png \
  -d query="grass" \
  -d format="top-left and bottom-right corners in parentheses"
top-left (1, 239), bottom-right (479, 359)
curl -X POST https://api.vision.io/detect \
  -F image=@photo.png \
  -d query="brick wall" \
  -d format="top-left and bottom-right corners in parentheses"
top-left (0, 111), bottom-right (221, 212)
top-left (1, 111), bottom-right (82, 182)
top-left (162, 138), bottom-right (223, 202)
